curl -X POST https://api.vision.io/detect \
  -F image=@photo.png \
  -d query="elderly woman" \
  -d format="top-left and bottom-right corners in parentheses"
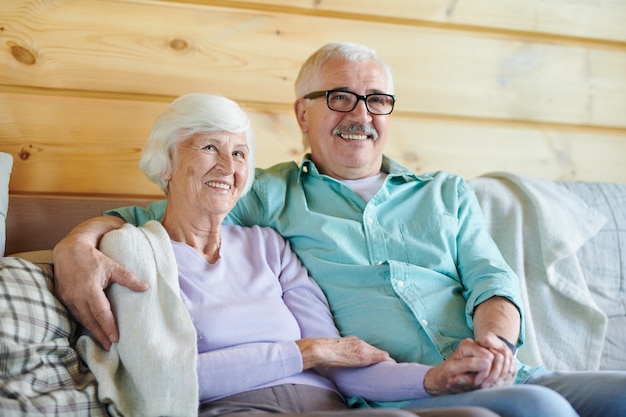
top-left (78, 93), bottom-right (498, 417)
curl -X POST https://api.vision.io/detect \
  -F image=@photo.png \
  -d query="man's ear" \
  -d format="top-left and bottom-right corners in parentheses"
top-left (294, 99), bottom-right (309, 133)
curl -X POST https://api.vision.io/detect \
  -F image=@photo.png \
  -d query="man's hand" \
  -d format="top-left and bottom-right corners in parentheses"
top-left (424, 338), bottom-right (495, 395)
top-left (471, 296), bottom-right (520, 389)
top-left (296, 336), bottom-right (395, 370)
top-left (52, 216), bottom-right (148, 350)
top-left (424, 334), bottom-right (517, 396)
top-left (470, 332), bottom-right (517, 389)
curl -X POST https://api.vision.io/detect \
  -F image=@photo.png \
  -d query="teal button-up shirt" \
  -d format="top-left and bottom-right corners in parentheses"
top-left (110, 155), bottom-right (536, 402)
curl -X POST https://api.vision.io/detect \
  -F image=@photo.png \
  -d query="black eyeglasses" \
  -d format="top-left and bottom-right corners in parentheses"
top-left (303, 90), bottom-right (396, 115)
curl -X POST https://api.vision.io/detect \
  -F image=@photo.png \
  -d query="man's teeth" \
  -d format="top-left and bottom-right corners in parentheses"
top-left (206, 181), bottom-right (230, 190)
top-left (339, 133), bottom-right (368, 140)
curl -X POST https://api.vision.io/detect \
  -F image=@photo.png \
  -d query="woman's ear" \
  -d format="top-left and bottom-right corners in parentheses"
top-left (294, 99), bottom-right (309, 133)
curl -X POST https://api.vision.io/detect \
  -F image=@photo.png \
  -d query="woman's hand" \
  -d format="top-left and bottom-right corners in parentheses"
top-left (296, 336), bottom-right (395, 370)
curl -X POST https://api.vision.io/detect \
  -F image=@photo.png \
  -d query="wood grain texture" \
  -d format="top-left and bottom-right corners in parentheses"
top-left (1, 0), bottom-right (625, 198)
top-left (2, 92), bottom-right (624, 197)
top-left (2, 0), bottom-right (625, 125)
top-left (218, 0), bottom-right (626, 43)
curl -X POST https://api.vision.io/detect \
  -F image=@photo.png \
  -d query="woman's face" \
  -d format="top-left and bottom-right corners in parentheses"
top-left (167, 131), bottom-right (249, 218)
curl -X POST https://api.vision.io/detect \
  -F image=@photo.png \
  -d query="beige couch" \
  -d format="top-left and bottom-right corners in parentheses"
top-left (1, 169), bottom-right (625, 414)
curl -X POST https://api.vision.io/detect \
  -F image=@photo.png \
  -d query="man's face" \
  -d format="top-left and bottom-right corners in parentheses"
top-left (295, 58), bottom-right (391, 180)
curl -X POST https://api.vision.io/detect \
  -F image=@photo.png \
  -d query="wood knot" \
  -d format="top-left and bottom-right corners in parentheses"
top-left (19, 144), bottom-right (41, 160)
top-left (169, 38), bottom-right (188, 51)
top-left (9, 42), bottom-right (36, 65)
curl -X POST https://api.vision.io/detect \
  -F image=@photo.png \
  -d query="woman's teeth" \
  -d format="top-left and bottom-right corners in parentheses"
top-left (206, 181), bottom-right (230, 190)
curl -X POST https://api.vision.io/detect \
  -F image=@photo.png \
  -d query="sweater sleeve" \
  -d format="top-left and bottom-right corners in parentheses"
top-left (196, 340), bottom-right (303, 401)
top-left (320, 361), bottom-right (432, 401)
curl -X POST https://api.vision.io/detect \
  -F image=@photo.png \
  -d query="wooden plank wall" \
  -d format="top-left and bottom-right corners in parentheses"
top-left (1, 0), bottom-right (625, 198)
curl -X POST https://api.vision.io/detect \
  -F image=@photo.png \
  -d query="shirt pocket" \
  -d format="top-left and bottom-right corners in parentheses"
top-left (397, 213), bottom-right (459, 272)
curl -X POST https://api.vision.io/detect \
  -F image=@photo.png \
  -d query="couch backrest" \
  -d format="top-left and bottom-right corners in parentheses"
top-left (5, 194), bottom-right (158, 255)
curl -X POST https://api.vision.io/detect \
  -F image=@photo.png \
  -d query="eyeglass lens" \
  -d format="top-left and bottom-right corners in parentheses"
top-left (327, 91), bottom-right (394, 115)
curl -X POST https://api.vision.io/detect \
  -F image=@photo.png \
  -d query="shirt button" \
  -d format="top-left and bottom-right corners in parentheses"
top-left (375, 261), bottom-right (383, 265)
top-left (397, 281), bottom-right (405, 288)
top-left (421, 319), bottom-right (429, 326)
top-left (367, 217), bottom-right (374, 224)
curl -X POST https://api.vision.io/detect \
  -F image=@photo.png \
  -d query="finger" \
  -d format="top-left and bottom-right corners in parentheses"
top-left (451, 339), bottom-right (495, 374)
top-left (447, 373), bottom-right (480, 393)
top-left (67, 292), bottom-right (115, 350)
top-left (107, 262), bottom-right (149, 292)
top-left (452, 355), bottom-right (492, 386)
top-left (88, 291), bottom-right (119, 346)
top-left (82, 315), bottom-right (114, 351)
top-left (455, 338), bottom-right (493, 360)
top-left (478, 349), bottom-right (505, 387)
top-left (335, 337), bottom-right (393, 366)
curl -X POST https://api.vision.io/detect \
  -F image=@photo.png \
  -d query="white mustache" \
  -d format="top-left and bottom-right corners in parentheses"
top-left (333, 124), bottom-right (379, 141)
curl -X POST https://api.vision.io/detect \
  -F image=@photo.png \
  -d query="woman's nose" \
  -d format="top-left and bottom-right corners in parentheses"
top-left (217, 154), bottom-right (235, 173)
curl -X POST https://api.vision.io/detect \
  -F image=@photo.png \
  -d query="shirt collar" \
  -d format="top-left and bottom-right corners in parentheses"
top-left (298, 153), bottom-right (430, 183)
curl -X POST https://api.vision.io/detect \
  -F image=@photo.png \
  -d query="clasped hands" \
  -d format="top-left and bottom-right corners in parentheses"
top-left (424, 335), bottom-right (518, 396)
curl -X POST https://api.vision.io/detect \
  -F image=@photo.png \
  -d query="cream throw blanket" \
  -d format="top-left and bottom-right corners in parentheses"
top-left (77, 220), bottom-right (198, 417)
top-left (469, 172), bottom-right (608, 371)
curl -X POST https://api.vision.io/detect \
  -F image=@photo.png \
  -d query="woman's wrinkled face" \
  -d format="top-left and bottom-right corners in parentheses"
top-left (167, 131), bottom-right (249, 217)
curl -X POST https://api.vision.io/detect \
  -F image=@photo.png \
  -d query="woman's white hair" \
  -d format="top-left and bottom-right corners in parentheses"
top-left (140, 93), bottom-right (255, 195)
top-left (294, 42), bottom-right (394, 149)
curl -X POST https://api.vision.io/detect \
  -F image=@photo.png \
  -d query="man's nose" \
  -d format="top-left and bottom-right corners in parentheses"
top-left (350, 97), bottom-right (372, 119)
